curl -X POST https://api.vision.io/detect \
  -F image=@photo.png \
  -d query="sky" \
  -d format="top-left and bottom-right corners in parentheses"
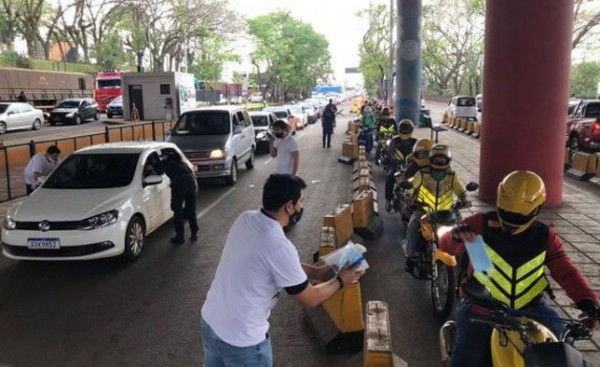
top-left (228, 0), bottom-right (387, 85)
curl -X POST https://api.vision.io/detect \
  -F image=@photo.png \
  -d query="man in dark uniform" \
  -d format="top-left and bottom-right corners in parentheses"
top-left (150, 149), bottom-right (199, 244)
top-left (321, 99), bottom-right (337, 148)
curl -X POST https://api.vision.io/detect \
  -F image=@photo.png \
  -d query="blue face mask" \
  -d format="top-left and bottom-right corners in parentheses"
top-left (431, 170), bottom-right (446, 181)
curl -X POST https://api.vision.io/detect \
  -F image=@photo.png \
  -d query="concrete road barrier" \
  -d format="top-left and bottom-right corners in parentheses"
top-left (566, 151), bottom-right (596, 181)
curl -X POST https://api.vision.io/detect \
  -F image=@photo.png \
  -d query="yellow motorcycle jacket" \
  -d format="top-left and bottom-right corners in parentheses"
top-left (408, 167), bottom-right (467, 212)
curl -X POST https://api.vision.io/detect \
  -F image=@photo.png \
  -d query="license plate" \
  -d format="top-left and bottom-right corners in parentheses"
top-left (27, 238), bottom-right (60, 249)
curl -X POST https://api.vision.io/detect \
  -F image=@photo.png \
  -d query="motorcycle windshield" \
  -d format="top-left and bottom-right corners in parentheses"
top-left (523, 342), bottom-right (584, 367)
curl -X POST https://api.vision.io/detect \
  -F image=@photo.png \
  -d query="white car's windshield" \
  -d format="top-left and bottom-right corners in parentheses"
top-left (44, 153), bottom-right (140, 189)
top-left (172, 111), bottom-right (231, 135)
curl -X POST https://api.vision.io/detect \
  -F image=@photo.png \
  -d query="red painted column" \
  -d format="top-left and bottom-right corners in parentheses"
top-left (479, 0), bottom-right (573, 207)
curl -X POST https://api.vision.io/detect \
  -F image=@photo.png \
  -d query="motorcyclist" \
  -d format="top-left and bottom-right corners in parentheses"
top-left (404, 144), bottom-right (469, 272)
top-left (439, 170), bottom-right (600, 367)
top-left (360, 106), bottom-right (377, 154)
top-left (374, 107), bottom-right (397, 166)
top-left (384, 119), bottom-right (417, 212)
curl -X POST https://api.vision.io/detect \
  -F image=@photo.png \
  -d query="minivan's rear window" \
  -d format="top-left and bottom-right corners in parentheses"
top-left (173, 111), bottom-right (231, 135)
top-left (457, 98), bottom-right (476, 107)
top-left (251, 115), bottom-right (269, 127)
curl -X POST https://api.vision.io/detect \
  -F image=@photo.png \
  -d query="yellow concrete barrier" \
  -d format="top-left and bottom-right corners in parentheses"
top-left (322, 204), bottom-right (354, 248)
top-left (353, 190), bottom-right (374, 229)
top-left (566, 151), bottom-right (596, 181)
top-left (363, 301), bottom-right (408, 367)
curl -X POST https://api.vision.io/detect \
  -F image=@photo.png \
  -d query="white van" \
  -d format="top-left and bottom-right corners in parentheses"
top-left (167, 106), bottom-right (255, 185)
top-left (446, 95), bottom-right (478, 121)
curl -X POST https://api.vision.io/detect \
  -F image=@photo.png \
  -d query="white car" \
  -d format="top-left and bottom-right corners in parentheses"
top-left (445, 95), bottom-right (478, 122)
top-left (287, 105), bottom-right (308, 130)
top-left (1, 142), bottom-right (194, 261)
top-left (0, 102), bottom-right (45, 134)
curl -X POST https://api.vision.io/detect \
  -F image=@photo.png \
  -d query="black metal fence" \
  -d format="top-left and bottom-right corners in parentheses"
top-left (0, 120), bottom-right (175, 203)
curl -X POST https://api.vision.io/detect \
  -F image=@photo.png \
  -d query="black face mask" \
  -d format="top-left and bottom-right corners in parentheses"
top-left (289, 207), bottom-right (303, 225)
top-left (274, 132), bottom-right (284, 139)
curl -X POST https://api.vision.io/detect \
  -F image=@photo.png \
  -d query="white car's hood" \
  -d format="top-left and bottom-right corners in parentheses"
top-left (11, 188), bottom-right (133, 221)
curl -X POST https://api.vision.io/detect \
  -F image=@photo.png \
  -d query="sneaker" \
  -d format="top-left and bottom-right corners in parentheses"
top-left (170, 236), bottom-right (185, 245)
top-left (191, 232), bottom-right (198, 242)
top-left (385, 200), bottom-right (392, 212)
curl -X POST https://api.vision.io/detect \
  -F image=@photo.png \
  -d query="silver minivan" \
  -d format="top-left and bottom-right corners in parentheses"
top-left (166, 106), bottom-right (255, 185)
top-left (446, 95), bottom-right (478, 121)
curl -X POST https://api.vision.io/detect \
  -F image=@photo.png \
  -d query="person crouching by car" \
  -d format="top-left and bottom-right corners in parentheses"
top-left (24, 145), bottom-right (61, 195)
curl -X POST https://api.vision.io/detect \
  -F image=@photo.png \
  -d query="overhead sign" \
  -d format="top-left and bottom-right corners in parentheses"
top-left (345, 67), bottom-right (359, 74)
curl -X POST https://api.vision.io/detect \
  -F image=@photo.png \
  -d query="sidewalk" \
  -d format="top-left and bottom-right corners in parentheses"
top-left (410, 125), bottom-right (600, 363)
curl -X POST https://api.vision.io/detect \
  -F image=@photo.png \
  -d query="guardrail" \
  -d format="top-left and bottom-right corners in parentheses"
top-left (0, 120), bottom-right (174, 203)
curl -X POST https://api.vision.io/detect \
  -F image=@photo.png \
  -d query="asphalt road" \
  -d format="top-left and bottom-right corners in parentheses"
top-left (0, 105), bottom-right (453, 367)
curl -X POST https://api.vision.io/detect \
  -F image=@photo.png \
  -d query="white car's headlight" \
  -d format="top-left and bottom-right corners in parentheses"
top-left (66, 112), bottom-right (75, 118)
top-left (210, 149), bottom-right (225, 159)
top-left (256, 131), bottom-right (267, 140)
top-left (78, 210), bottom-right (119, 230)
top-left (3, 215), bottom-right (16, 230)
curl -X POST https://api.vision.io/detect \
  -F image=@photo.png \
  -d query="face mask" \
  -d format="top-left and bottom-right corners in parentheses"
top-left (431, 170), bottom-right (446, 181)
top-left (274, 132), bottom-right (284, 139)
top-left (289, 207), bottom-right (303, 225)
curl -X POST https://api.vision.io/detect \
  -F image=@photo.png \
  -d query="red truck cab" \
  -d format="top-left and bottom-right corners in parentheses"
top-left (95, 70), bottom-right (122, 112)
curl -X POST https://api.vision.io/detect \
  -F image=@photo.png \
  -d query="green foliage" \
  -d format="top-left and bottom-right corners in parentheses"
top-left (189, 35), bottom-right (240, 81)
top-left (0, 50), bottom-right (32, 68)
top-left (93, 33), bottom-right (128, 70)
top-left (248, 11), bottom-right (331, 101)
top-left (571, 62), bottom-right (600, 98)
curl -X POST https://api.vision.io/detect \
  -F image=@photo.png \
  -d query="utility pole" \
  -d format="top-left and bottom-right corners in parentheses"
top-left (388, 0), bottom-right (394, 107)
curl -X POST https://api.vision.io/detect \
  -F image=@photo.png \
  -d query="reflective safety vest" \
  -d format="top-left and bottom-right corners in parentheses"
top-left (379, 124), bottom-right (396, 135)
top-left (413, 169), bottom-right (465, 213)
top-left (473, 214), bottom-right (550, 310)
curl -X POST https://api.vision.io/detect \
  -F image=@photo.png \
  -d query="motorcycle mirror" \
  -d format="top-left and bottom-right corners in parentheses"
top-left (466, 182), bottom-right (479, 192)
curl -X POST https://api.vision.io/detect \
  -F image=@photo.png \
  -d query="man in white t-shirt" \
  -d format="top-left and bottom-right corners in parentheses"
top-left (269, 119), bottom-right (299, 176)
top-left (201, 174), bottom-right (364, 367)
top-left (24, 145), bottom-right (61, 195)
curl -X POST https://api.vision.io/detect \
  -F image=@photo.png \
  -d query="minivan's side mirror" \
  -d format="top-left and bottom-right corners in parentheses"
top-left (143, 174), bottom-right (163, 187)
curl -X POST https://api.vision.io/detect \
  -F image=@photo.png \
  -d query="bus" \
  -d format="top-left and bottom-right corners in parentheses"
top-left (95, 69), bottom-right (122, 112)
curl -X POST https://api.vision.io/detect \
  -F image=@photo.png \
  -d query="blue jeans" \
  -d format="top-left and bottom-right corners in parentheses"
top-left (451, 298), bottom-right (564, 367)
top-left (201, 319), bottom-right (273, 367)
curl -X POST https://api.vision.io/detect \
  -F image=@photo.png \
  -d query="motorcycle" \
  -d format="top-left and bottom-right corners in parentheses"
top-left (357, 125), bottom-right (373, 154)
top-left (440, 280), bottom-right (598, 367)
top-left (400, 181), bottom-right (479, 319)
top-left (376, 132), bottom-right (394, 169)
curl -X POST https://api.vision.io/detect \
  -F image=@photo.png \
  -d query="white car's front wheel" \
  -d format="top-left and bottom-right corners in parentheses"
top-left (123, 216), bottom-right (145, 262)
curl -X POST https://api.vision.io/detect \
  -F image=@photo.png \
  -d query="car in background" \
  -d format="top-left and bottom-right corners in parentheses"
top-left (567, 99), bottom-right (600, 152)
top-left (568, 99), bottom-right (579, 116)
top-left (444, 95), bottom-right (477, 122)
top-left (287, 105), bottom-right (307, 130)
top-left (0, 102), bottom-right (44, 134)
top-left (250, 111), bottom-right (278, 153)
top-left (249, 93), bottom-right (264, 103)
top-left (300, 101), bottom-right (318, 123)
top-left (48, 98), bottom-right (99, 125)
top-left (263, 106), bottom-right (295, 135)
top-left (167, 106), bottom-right (255, 185)
top-left (1, 142), bottom-right (192, 261)
top-left (106, 95), bottom-right (123, 118)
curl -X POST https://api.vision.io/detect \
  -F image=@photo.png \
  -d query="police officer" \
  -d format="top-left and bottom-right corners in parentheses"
top-left (151, 149), bottom-right (199, 244)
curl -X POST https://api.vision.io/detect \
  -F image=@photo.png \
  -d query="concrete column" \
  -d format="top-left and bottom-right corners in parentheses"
top-left (395, 0), bottom-right (423, 125)
top-left (479, 0), bottom-right (573, 207)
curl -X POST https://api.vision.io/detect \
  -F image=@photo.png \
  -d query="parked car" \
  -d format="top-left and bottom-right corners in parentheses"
top-left (48, 98), bottom-right (99, 125)
top-left (566, 99), bottom-right (600, 152)
top-left (0, 102), bottom-right (44, 134)
top-left (1, 142), bottom-right (192, 261)
top-left (444, 95), bottom-right (477, 122)
top-left (301, 101), bottom-right (318, 123)
top-left (287, 105), bottom-right (307, 130)
top-left (167, 105), bottom-right (255, 185)
top-left (249, 111), bottom-right (278, 153)
top-left (106, 95), bottom-right (123, 118)
top-left (262, 106), bottom-right (295, 135)
top-left (249, 93), bottom-right (263, 103)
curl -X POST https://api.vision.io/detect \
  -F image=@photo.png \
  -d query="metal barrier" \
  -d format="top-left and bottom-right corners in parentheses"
top-left (0, 120), bottom-right (175, 203)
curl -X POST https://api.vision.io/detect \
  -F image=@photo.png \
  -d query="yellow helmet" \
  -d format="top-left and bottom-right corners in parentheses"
top-left (496, 171), bottom-right (546, 235)
top-left (429, 144), bottom-right (452, 170)
top-left (412, 138), bottom-right (435, 167)
top-left (398, 119), bottom-right (415, 139)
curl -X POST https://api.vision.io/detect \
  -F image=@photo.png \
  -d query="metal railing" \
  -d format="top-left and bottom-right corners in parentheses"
top-left (0, 120), bottom-right (175, 203)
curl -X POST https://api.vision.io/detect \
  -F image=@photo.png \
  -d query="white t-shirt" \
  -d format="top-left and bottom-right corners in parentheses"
top-left (201, 210), bottom-right (308, 347)
top-left (273, 135), bottom-right (299, 175)
top-left (24, 153), bottom-right (57, 186)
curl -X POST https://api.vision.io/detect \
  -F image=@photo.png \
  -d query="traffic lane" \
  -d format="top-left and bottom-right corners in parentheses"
top-left (0, 113), bottom-right (355, 366)
top-left (0, 116), bottom-right (111, 145)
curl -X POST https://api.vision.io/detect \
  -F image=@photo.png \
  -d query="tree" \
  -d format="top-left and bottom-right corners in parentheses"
top-left (356, 4), bottom-right (394, 98)
top-left (420, 0), bottom-right (485, 95)
top-left (571, 61), bottom-right (600, 98)
top-left (0, 7), bottom-right (15, 50)
top-left (0, 0), bottom-right (45, 58)
top-left (189, 34), bottom-right (239, 81)
top-left (248, 11), bottom-right (331, 102)
top-left (573, 0), bottom-right (600, 50)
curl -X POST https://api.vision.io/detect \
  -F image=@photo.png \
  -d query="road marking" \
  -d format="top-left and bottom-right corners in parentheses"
top-left (264, 157), bottom-right (273, 165)
top-left (197, 188), bottom-right (236, 219)
top-left (297, 133), bottom-right (305, 140)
